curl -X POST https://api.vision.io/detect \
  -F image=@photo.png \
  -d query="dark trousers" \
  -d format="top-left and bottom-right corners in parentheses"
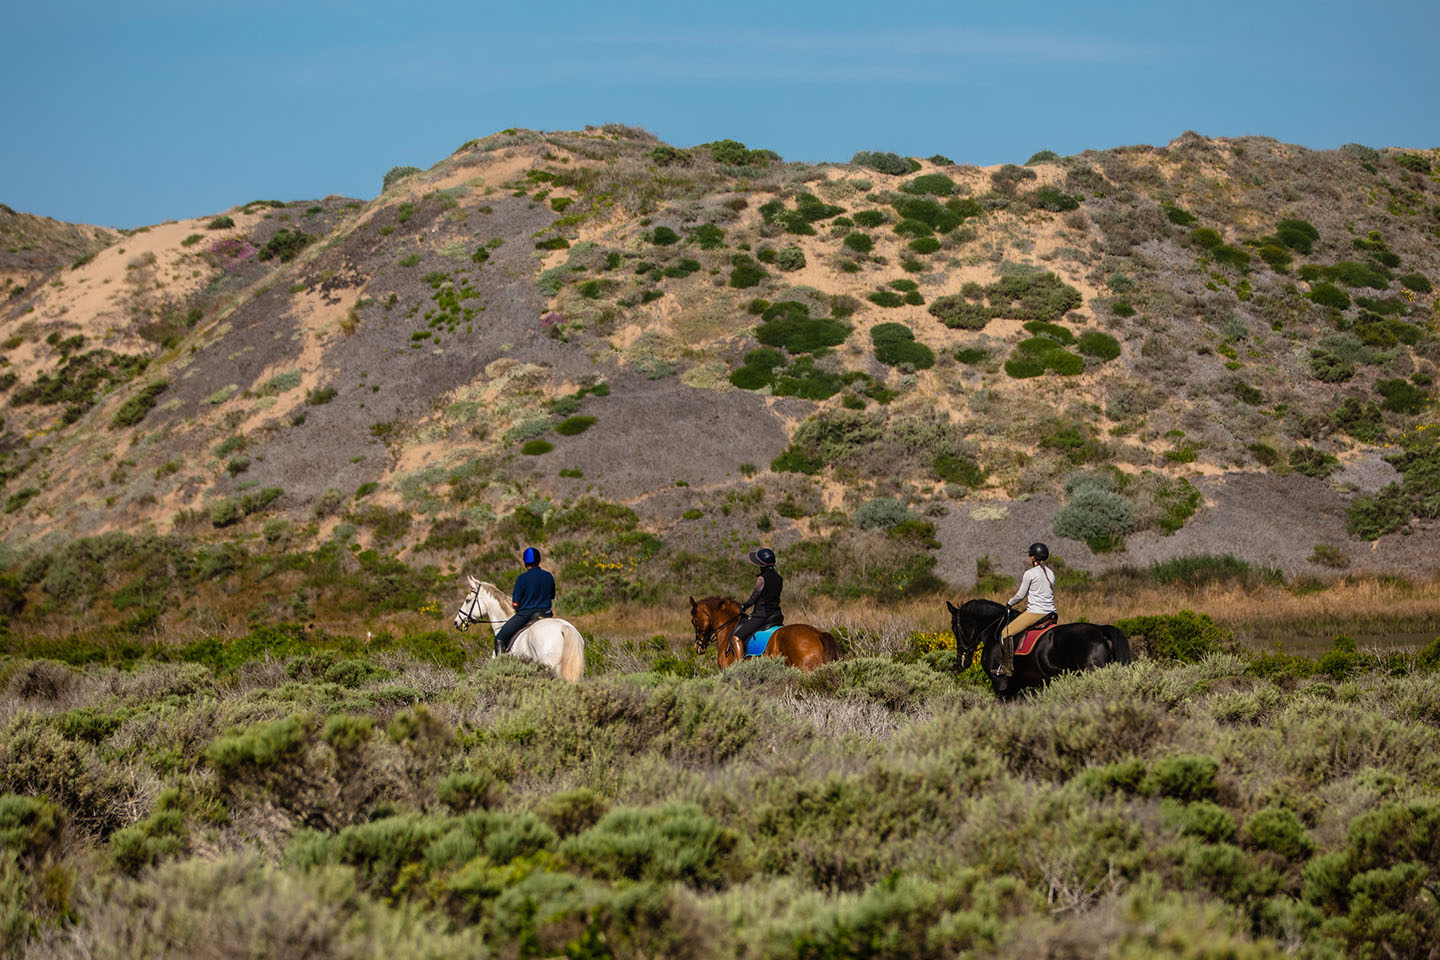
top-left (494, 607), bottom-right (549, 655)
top-left (734, 610), bottom-right (783, 652)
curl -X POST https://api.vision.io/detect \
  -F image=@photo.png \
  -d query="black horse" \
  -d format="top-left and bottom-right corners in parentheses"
top-left (947, 598), bottom-right (1132, 699)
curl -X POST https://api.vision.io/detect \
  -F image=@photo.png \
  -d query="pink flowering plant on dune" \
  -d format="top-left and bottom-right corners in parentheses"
top-left (205, 237), bottom-right (259, 271)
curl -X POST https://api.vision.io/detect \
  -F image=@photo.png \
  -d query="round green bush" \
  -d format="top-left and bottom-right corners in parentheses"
top-left (851, 210), bottom-right (886, 228)
top-left (928, 295), bottom-right (990, 330)
top-left (1399, 273), bottom-right (1433, 293)
top-left (870, 323), bottom-right (935, 369)
top-left (892, 218), bottom-right (934, 239)
top-left (729, 261), bottom-right (767, 288)
top-left (1027, 186), bottom-right (1081, 212)
top-left (555, 416), bottom-right (597, 436)
top-left (1241, 807), bottom-right (1313, 861)
top-left (774, 246), bottom-right (806, 272)
top-left (1077, 331), bottom-right (1121, 361)
top-left (854, 497), bottom-right (912, 530)
top-left (1026, 150), bottom-right (1060, 165)
top-left (649, 226), bottom-right (680, 246)
top-left (908, 237), bottom-right (941, 254)
top-left (521, 439), bottom-right (553, 455)
top-left (866, 291), bottom-right (904, 308)
top-left (729, 365), bottom-right (773, 390)
top-left (1276, 218), bottom-right (1319, 253)
top-left (850, 150), bottom-right (913, 175)
top-left (901, 174), bottom-right (955, 196)
top-left (843, 232), bottom-right (874, 253)
top-left (1308, 282), bottom-right (1351, 310)
top-left (1053, 487), bottom-right (1135, 551)
top-left (755, 302), bottom-right (851, 354)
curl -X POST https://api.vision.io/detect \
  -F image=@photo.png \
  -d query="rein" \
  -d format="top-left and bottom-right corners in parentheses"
top-left (697, 611), bottom-right (743, 649)
top-left (455, 593), bottom-right (509, 632)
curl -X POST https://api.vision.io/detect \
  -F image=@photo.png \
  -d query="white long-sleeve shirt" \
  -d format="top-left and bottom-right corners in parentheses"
top-left (1007, 564), bottom-right (1056, 614)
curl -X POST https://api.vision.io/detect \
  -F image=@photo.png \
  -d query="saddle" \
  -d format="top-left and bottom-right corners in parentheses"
top-left (1012, 612), bottom-right (1058, 657)
top-left (745, 625), bottom-right (782, 658)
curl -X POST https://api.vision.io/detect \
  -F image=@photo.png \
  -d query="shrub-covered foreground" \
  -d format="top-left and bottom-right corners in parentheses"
top-left (2, 634), bottom-right (1439, 958)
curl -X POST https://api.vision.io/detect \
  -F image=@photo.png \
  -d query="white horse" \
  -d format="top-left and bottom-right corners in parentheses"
top-left (453, 577), bottom-right (585, 682)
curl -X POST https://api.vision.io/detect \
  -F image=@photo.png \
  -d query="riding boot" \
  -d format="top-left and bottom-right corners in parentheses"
top-left (997, 635), bottom-right (1015, 676)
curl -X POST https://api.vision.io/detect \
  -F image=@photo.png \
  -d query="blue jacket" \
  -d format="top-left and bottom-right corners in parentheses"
top-left (512, 568), bottom-right (556, 611)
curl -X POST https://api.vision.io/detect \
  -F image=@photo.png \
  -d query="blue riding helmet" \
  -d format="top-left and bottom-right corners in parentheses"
top-left (748, 547), bottom-right (776, 566)
top-left (523, 547), bottom-right (542, 565)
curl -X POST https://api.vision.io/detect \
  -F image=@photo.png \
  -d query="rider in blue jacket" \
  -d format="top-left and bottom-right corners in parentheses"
top-left (493, 547), bottom-right (555, 656)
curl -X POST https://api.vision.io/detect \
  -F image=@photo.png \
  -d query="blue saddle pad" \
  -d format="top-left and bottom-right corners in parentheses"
top-left (746, 626), bottom-right (781, 657)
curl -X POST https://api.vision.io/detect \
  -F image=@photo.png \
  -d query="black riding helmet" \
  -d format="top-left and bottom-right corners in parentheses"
top-left (748, 547), bottom-right (776, 566)
top-left (1027, 542), bottom-right (1049, 562)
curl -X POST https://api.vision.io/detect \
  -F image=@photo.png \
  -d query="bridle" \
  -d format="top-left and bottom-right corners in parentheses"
top-left (455, 589), bottom-right (508, 633)
top-left (693, 608), bottom-right (743, 656)
top-left (955, 605), bottom-right (1011, 668)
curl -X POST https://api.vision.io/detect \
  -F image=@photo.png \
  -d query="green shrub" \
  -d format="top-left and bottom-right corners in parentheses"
top-left (649, 226), bottom-right (679, 246)
top-left (1242, 807), bottom-right (1313, 861)
top-left (1076, 331), bottom-right (1121, 361)
top-left (754, 302), bottom-right (850, 354)
top-left (842, 232), bottom-right (873, 253)
top-left (305, 385), bottom-right (337, 405)
top-left (870, 323), bottom-right (935, 369)
top-left (521, 439), bottom-right (553, 455)
top-left (1393, 152), bottom-right (1432, 173)
top-left (1276, 218), bottom-right (1319, 253)
top-left (436, 771), bottom-right (498, 812)
top-left (555, 415), bottom-right (597, 436)
top-left (1148, 554), bottom-right (1268, 588)
top-left (382, 165), bottom-right (421, 190)
top-left (1211, 244), bottom-right (1251, 270)
top-left (1144, 754), bottom-right (1219, 802)
top-left (892, 196), bottom-right (964, 233)
top-left (1023, 320), bottom-right (1074, 344)
top-left (928, 295), bottom-right (990, 330)
top-left (867, 290), bottom-right (904, 308)
top-left (110, 380), bottom-right (169, 428)
top-left (851, 150), bottom-right (914, 175)
top-left (559, 803), bottom-right (739, 889)
top-left (1027, 186), bottom-right (1081, 211)
top-left (1170, 801), bottom-right (1237, 843)
top-left (206, 716), bottom-right (308, 777)
top-left (774, 246), bottom-right (806, 272)
top-left (1376, 378), bottom-right (1429, 414)
top-left (112, 796), bottom-right (187, 874)
top-left (901, 173), bottom-right (955, 196)
top-left (1398, 272), bottom-right (1432, 293)
top-left (729, 257), bottom-right (767, 288)
top-left (207, 215), bottom-right (235, 230)
top-left (689, 223), bottom-right (725, 249)
top-left (257, 230), bottom-right (313, 263)
top-left (851, 210), bottom-right (886, 228)
top-left (1026, 150), bottom-right (1059, 164)
top-left (1052, 486), bottom-right (1134, 550)
top-left (1258, 244), bottom-right (1293, 272)
top-left (853, 498), bottom-right (913, 530)
top-left (908, 237), bottom-right (941, 254)
top-left (1114, 610), bottom-right (1228, 661)
top-left (1327, 261), bottom-right (1391, 289)
top-left (1004, 337), bottom-right (1083, 378)
top-left (1164, 205), bottom-right (1197, 225)
top-left (1308, 282), bottom-right (1351, 309)
top-left (534, 236), bottom-right (570, 251)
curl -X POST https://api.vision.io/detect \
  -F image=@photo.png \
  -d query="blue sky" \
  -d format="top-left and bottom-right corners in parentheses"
top-left (4, 0), bottom-right (1437, 228)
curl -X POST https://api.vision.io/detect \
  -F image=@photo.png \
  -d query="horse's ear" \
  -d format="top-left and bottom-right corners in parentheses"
top-left (467, 575), bottom-right (480, 590)
top-left (946, 600), bottom-right (958, 614)
top-left (689, 596), bottom-right (696, 609)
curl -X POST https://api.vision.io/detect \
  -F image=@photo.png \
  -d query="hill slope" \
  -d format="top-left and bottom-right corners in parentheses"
top-left (2, 127), bottom-right (1438, 621)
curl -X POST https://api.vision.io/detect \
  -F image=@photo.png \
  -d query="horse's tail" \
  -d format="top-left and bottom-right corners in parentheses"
top-left (1101, 625), bottom-right (1132, 665)
top-left (557, 622), bottom-right (585, 682)
top-left (818, 630), bottom-right (842, 663)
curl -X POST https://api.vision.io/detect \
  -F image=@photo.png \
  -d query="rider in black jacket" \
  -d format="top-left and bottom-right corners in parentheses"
top-left (734, 547), bottom-right (783, 653)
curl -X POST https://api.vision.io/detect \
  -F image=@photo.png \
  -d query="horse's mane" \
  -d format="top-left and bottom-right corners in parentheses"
top-left (697, 595), bottom-right (741, 609)
top-left (478, 581), bottom-right (509, 606)
top-left (961, 598), bottom-right (1006, 616)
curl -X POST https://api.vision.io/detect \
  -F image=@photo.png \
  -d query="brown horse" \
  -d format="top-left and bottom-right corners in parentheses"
top-left (689, 595), bottom-right (841, 672)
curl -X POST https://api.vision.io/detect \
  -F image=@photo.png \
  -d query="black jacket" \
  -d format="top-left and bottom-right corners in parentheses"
top-left (742, 566), bottom-right (783, 622)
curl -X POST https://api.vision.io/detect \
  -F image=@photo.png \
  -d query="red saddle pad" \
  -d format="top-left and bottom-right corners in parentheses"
top-left (1015, 622), bottom-right (1057, 657)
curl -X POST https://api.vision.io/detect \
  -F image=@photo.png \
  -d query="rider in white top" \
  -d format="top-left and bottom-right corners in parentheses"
top-left (997, 542), bottom-right (1057, 676)
top-left (1007, 564), bottom-right (1056, 615)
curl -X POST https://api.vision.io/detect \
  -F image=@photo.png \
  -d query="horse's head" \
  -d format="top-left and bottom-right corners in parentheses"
top-left (690, 596), bottom-right (712, 653)
top-left (948, 598), bottom-right (1004, 672)
top-left (454, 579), bottom-right (483, 632)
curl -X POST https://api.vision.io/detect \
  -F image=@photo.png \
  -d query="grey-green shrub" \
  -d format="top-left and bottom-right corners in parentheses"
top-left (1052, 487), bottom-right (1134, 551)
